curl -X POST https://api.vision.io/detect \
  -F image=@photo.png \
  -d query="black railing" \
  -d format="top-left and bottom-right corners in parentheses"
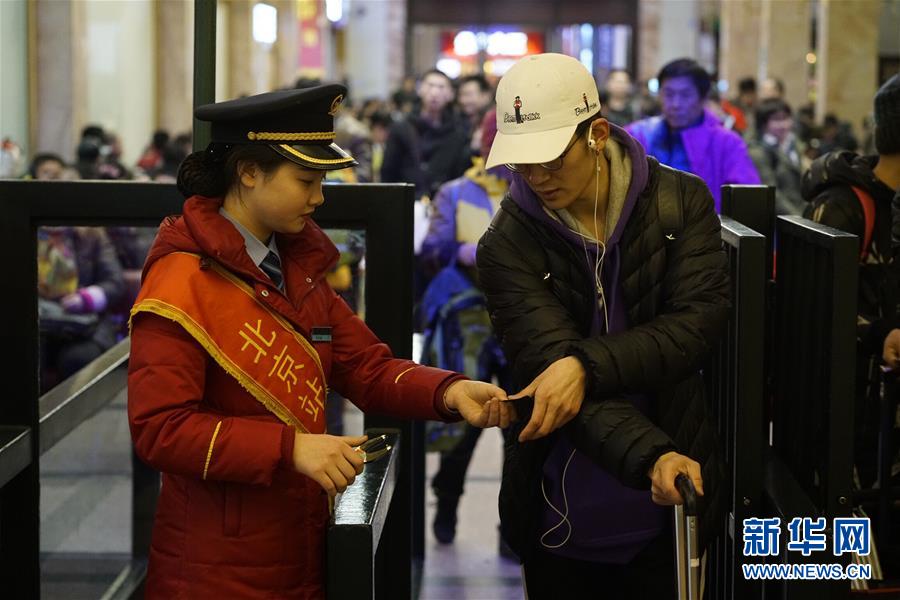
top-left (719, 187), bottom-right (864, 599)
top-left (0, 428), bottom-right (31, 491)
top-left (721, 185), bottom-right (776, 278)
top-left (764, 216), bottom-right (857, 599)
top-left (772, 216), bottom-right (857, 519)
top-left (328, 429), bottom-right (401, 599)
top-left (38, 339), bottom-right (129, 453)
top-left (0, 179), bottom-right (417, 598)
top-left (705, 216), bottom-right (767, 600)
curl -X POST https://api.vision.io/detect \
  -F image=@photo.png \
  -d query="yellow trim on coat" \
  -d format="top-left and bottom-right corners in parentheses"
top-left (202, 420), bottom-right (223, 480)
top-left (130, 298), bottom-right (308, 433)
top-left (394, 366), bottom-right (416, 384)
top-left (129, 252), bottom-right (332, 433)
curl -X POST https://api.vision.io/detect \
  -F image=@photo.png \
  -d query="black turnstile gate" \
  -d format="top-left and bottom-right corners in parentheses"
top-left (0, 179), bottom-right (417, 599)
top-left (722, 184), bottom-right (860, 600)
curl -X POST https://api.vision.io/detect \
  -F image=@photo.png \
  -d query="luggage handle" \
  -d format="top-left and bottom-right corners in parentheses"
top-left (674, 473), bottom-right (701, 600)
top-left (676, 473), bottom-right (699, 516)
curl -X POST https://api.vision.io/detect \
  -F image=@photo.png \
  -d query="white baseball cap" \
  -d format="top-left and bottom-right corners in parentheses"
top-left (485, 53), bottom-right (602, 169)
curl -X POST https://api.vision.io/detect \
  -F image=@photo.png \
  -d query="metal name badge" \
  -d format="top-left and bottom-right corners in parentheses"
top-left (311, 326), bottom-right (332, 342)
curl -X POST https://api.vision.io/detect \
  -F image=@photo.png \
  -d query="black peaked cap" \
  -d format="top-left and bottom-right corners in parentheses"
top-left (194, 84), bottom-right (357, 171)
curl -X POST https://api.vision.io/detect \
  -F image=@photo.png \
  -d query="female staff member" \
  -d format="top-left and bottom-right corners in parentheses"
top-left (127, 84), bottom-right (510, 599)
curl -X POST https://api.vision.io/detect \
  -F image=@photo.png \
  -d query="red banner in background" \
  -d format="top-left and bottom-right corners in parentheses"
top-left (297, 0), bottom-right (325, 78)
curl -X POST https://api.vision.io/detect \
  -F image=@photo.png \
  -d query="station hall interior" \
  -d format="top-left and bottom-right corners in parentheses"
top-left (1, 0), bottom-right (900, 599)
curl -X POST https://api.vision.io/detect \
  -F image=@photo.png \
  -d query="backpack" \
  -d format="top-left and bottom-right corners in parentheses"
top-left (419, 265), bottom-right (506, 451)
top-left (419, 179), bottom-right (509, 451)
top-left (851, 185), bottom-right (876, 262)
top-left (422, 284), bottom-right (501, 377)
top-left (419, 180), bottom-right (507, 380)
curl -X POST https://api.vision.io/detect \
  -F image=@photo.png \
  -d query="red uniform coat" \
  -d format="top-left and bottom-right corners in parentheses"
top-left (128, 196), bottom-right (461, 599)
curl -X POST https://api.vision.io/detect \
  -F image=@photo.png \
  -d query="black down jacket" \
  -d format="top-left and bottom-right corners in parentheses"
top-left (476, 160), bottom-right (730, 561)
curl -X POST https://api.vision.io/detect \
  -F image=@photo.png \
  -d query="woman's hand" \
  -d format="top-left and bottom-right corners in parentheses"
top-left (444, 380), bottom-right (512, 428)
top-left (511, 356), bottom-right (586, 442)
top-left (292, 433), bottom-right (367, 498)
top-left (648, 451), bottom-right (704, 506)
top-left (883, 328), bottom-right (900, 370)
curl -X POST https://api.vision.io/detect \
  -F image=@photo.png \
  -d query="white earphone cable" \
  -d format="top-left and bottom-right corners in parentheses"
top-left (539, 448), bottom-right (577, 549)
top-left (540, 139), bottom-right (610, 551)
top-left (574, 139), bottom-right (609, 333)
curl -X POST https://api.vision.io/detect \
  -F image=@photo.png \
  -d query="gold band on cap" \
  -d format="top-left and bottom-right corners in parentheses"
top-left (278, 144), bottom-right (354, 165)
top-left (247, 131), bottom-right (335, 142)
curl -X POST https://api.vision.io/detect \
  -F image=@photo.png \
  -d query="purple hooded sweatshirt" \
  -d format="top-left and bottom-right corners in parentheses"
top-left (627, 110), bottom-right (760, 211)
top-left (508, 124), bottom-right (668, 564)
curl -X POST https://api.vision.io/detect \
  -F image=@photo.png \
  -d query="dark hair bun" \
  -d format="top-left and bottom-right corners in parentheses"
top-left (176, 150), bottom-right (227, 198)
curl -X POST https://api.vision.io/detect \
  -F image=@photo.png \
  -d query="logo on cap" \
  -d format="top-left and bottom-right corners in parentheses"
top-left (503, 95), bottom-right (541, 125)
top-left (575, 92), bottom-right (599, 117)
top-left (328, 95), bottom-right (344, 116)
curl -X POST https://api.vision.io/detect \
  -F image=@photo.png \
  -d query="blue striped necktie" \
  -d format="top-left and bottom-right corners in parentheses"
top-left (260, 251), bottom-right (284, 290)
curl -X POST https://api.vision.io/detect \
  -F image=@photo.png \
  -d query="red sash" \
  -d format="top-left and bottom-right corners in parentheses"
top-left (131, 252), bottom-right (326, 434)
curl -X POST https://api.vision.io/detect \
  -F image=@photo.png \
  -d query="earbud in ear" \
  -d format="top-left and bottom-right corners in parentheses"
top-left (588, 138), bottom-right (597, 149)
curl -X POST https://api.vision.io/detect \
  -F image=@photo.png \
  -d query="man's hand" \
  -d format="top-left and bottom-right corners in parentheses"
top-left (511, 356), bottom-right (586, 442)
top-left (292, 433), bottom-right (367, 499)
top-left (648, 451), bottom-right (704, 506)
top-left (444, 380), bottom-right (512, 428)
top-left (883, 328), bottom-right (900, 370)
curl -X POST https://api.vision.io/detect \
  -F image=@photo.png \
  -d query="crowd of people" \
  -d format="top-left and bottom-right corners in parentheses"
top-left (0, 59), bottom-right (871, 207)
top-left (2, 49), bottom-right (898, 597)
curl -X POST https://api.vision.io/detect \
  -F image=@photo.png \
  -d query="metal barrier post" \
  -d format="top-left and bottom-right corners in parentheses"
top-left (706, 216), bottom-right (767, 600)
top-left (721, 185), bottom-right (776, 278)
top-left (773, 216), bottom-right (856, 519)
top-left (0, 183), bottom-right (43, 598)
top-left (327, 429), bottom-right (401, 599)
top-left (354, 186), bottom-right (416, 599)
top-left (192, 0), bottom-right (216, 151)
top-left (770, 215), bottom-right (857, 599)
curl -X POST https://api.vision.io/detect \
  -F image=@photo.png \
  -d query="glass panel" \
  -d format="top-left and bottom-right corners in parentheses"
top-left (40, 389), bottom-right (133, 599)
top-left (37, 226), bottom-right (155, 395)
top-left (322, 228), bottom-right (367, 437)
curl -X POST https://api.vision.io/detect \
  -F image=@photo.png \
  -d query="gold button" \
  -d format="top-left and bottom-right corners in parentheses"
top-left (261, 290), bottom-right (269, 297)
top-left (305, 277), bottom-right (312, 284)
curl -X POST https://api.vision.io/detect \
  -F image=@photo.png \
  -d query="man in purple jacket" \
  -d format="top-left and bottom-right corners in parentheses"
top-left (627, 58), bottom-right (760, 211)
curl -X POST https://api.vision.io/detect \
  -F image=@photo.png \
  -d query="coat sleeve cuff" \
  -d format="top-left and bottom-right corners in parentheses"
top-left (279, 425), bottom-right (295, 469)
top-left (639, 443), bottom-right (679, 488)
top-left (433, 374), bottom-right (467, 422)
top-left (566, 344), bottom-right (597, 398)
